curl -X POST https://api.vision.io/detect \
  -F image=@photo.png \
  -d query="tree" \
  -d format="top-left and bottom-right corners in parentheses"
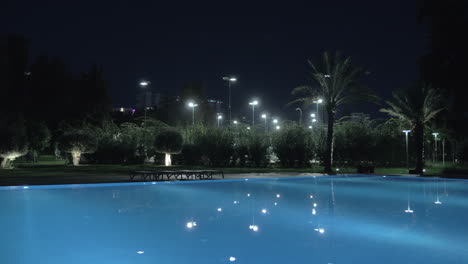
top-left (154, 129), bottom-right (183, 166)
top-left (272, 124), bottom-right (314, 167)
top-left (0, 116), bottom-right (29, 169)
top-left (27, 121), bottom-right (51, 163)
top-left (290, 51), bottom-right (373, 173)
top-left (57, 130), bottom-right (98, 166)
top-left (380, 84), bottom-right (444, 173)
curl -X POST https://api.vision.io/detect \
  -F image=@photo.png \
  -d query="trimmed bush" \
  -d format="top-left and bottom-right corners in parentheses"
top-left (57, 130), bottom-right (98, 166)
top-left (154, 129), bottom-right (183, 166)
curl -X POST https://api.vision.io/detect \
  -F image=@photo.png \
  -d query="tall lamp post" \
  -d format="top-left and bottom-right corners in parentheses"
top-left (261, 114), bottom-right (268, 132)
top-left (223, 76), bottom-right (237, 123)
top-left (217, 114), bottom-right (223, 128)
top-left (249, 100), bottom-right (258, 126)
top-left (403, 130), bottom-right (411, 170)
top-left (312, 99), bottom-right (323, 124)
top-left (188, 102), bottom-right (198, 125)
top-left (296, 108), bottom-right (303, 125)
top-left (432, 132), bottom-right (439, 163)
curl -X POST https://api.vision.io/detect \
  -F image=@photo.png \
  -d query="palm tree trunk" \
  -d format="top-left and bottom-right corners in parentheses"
top-left (415, 121), bottom-right (424, 174)
top-left (324, 108), bottom-right (335, 174)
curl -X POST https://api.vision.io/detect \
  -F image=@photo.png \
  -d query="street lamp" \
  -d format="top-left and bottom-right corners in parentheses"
top-left (249, 100), bottom-right (258, 126)
top-left (312, 99), bottom-right (323, 124)
top-left (261, 114), bottom-right (268, 132)
top-left (223, 76), bottom-right (237, 123)
top-left (275, 125), bottom-right (281, 130)
top-left (295, 108), bottom-right (303, 125)
top-left (217, 114), bottom-right (223, 128)
top-left (432, 132), bottom-right (439, 163)
top-left (233, 120), bottom-right (238, 126)
top-left (188, 102), bottom-right (198, 125)
top-left (403, 130), bottom-right (411, 170)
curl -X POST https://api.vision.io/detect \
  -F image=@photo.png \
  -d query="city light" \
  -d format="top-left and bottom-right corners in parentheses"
top-left (223, 76), bottom-right (237, 123)
top-left (276, 125), bottom-right (280, 130)
top-left (273, 119), bottom-right (278, 124)
top-left (233, 120), bottom-right (238, 125)
top-left (261, 114), bottom-right (267, 119)
top-left (310, 113), bottom-right (316, 117)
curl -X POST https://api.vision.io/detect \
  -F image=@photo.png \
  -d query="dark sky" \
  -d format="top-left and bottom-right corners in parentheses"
top-left (4, 0), bottom-right (425, 120)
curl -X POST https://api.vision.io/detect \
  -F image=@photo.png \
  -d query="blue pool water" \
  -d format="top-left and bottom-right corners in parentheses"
top-left (1, 175), bottom-right (468, 264)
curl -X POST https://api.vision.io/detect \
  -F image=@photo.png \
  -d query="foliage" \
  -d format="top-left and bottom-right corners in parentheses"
top-left (194, 128), bottom-right (234, 167)
top-left (290, 51), bottom-right (374, 173)
top-left (56, 129), bottom-right (98, 166)
top-left (26, 121), bottom-right (51, 162)
top-left (272, 124), bottom-right (314, 167)
top-left (0, 116), bottom-right (29, 168)
top-left (154, 129), bottom-right (184, 155)
top-left (380, 84), bottom-right (444, 173)
top-left (181, 144), bottom-right (202, 165)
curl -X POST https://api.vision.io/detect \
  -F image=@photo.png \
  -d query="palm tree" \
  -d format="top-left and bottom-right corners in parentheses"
top-left (290, 51), bottom-right (373, 173)
top-left (380, 84), bottom-right (444, 173)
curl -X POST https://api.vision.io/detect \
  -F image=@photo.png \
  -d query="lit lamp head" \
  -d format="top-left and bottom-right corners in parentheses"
top-left (139, 81), bottom-right (150, 87)
top-left (310, 113), bottom-right (316, 118)
top-left (273, 119), bottom-right (278, 124)
top-left (249, 100), bottom-right (258, 106)
top-left (261, 114), bottom-right (267, 119)
top-left (432, 132), bottom-right (439, 138)
top-left (312, 118), bottom-right (317, 123)
top-left (233, 120), bottom-right (238, 125)
top-left (223, 76), bottom-right (237, 82)
top-left (318, 99), bottom-right (323, 104)
top-left (276, 125), bottom-right (281, 130)
top-left (188, 102), bottom-right (198, 108)
top-left (218, 115), bottom-right (223, 120)
top-left (403, 130), bottom-right (411, 135)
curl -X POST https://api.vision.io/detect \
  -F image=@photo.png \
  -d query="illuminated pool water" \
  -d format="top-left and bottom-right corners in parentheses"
top-left (1, 175), bottom-right (468, 264)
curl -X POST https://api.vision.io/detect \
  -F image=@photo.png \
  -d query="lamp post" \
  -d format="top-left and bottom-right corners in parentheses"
top-left (249, 100), bottom-right (258, 126)
top-left (217, 114), bottom-right (223, 128)
top-left (295, 108), bottom-right (303, 125)
top-left (312, 99), bottom-right (323, 124)
top-left (223, 76), bottom-right (237, 123)
top-left (261, 114), bottom-right (267, 132)
top-left (403, 130), bottom-right (411, 170)
top-left (188, 102), bottom-right (198, 125)
top-left (432, 132), bottom-right (439, 163)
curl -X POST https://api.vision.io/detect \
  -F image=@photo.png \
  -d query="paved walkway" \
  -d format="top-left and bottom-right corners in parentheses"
top-left (0, 172), bottom-right (326, 186)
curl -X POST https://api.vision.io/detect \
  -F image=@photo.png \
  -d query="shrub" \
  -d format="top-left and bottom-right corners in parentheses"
top-left (181, 144), bottom-right (202, 165)
top-left (272, 124), bottom-right (314, 167)
top-left (244, 131), bottom-right (269, 167)
top-left (57, 130), bottom-right (98, 166)
top-left (154, 129), bottom-right (183, 166)
top-left (195, 128), bottom-right (234, 167)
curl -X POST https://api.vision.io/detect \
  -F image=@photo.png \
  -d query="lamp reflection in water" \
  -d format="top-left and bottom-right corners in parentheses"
top-left (261, 209), bottom-right (268, 214)
top-left (186, 221), bottom-right (197, 228)
top-left (405, 182), bottom-right (414, 213)
top-left (312, 208), bottom-right (316, 215)
top-left (434, 180), bottom-right (442, 204)
top-left (314, 228), bottom-right (325, 234)
top-left (229, 256), bottom-right (236, 262)
top-left (137, 251), bottom-right (144, 254)
top-left (276, 194), bottom-right (281, 198)
top-left (249, 225), bottom-right (259, 232)
top-left (217, 208), bottom-right (223, 212)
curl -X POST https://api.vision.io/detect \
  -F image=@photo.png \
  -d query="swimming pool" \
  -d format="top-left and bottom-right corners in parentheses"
top-left (1, 175), bottom-right (468, 264)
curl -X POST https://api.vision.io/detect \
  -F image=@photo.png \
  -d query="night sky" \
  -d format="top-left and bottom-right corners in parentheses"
top-left (4, 0), bottom-right (425, 119)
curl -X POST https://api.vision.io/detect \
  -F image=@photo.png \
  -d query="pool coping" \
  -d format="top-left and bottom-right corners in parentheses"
top-left (1, 173), bottom-right (467, 191)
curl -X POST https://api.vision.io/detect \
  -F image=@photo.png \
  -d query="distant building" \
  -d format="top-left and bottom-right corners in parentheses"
top-left (136, 82), bottom-right (161, 109)
top-left (207, 99), bottom-right (223, 113)
top-left (111, 107), bottom-right (135, 116)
